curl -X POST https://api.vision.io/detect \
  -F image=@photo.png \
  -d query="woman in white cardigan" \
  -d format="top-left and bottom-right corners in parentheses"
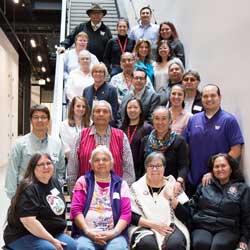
top-left (129, 151), bottom-right (190, 250)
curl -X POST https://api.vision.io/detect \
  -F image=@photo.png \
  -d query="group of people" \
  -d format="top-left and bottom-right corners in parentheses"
top-left (3, 2), bottom-right (250, 250)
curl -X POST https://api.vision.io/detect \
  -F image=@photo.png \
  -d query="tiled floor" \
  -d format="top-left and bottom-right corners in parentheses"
top-left (0, 163), bottom-right (10, 247)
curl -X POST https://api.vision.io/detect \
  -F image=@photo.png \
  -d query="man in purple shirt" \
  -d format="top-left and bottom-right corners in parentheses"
top-left (184, 84), bottom-right (244, 196)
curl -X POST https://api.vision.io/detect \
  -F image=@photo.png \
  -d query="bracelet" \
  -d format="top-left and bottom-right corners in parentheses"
top-left (113, 229), bottom-right (120, 237)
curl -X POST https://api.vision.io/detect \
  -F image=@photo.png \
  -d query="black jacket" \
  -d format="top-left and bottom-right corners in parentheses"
top-left (191, 90), bottom-right (203, 114)
top-left (189, 178), bottom-right (250, 244)
top-left (60, 21), bottom-right (112, 61)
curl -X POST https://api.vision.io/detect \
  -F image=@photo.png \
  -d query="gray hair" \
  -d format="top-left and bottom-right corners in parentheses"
top-left (78, 50), bottom-right (91, 62)
top-left (91, 100), bottom-right (113, 121)
top-left (144, 152), bottom-right (166, 169)
top-left (168, 59), bottom-right (184, 73)
top-left (89, 145), bottom-right (114, 166)
top-left (152, 106), bottom-right (172, 122)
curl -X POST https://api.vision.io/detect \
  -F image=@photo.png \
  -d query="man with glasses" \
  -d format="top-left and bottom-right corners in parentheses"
top-left (119, 68), bottom-right (160, 125)
top-left (5, 105), bottom-right (65, 199)
top-left (59, 3), bottom-right (112, 61)
top-left (110, 52), bottom-right (153, 103)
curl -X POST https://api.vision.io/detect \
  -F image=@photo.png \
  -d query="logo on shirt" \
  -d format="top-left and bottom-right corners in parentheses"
top-left (215, 125), bottom-right (221, 130)
top-left (46, 194), bottom-right (65, 215)
top-left (227, 186), bottom-right (238, 196)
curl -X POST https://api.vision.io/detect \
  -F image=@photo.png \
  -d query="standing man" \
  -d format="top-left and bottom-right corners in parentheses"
top-left (5, 105), bottom-right (65, 199)
top-left (184, 84), bottom-right (244, 195)
top-left (59, 3), bottom-right (112, 61)
top-left (119, 68), bottom-right (160, 124)
top-left (129, 6), bottom-right (159, 54)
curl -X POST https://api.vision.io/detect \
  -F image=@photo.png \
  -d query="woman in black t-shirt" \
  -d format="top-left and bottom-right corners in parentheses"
top-left (3, 153), bottom-right (77, 250)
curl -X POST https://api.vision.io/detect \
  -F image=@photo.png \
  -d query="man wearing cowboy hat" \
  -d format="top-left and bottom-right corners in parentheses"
top-left (59, 3), bottom-right (112, 61)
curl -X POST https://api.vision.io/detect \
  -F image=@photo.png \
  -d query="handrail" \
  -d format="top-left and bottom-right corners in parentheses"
top-left (51, 0), bottom-right (67, 138)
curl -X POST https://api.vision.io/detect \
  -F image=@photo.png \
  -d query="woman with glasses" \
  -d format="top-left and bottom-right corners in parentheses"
top-left (3, 153), bottom-right (77, 250)
top-left (70, 145), bottom-right (131, 250)
top-left (104, 19), bottom-right (135, 77)
top-left (83, 63), bottom-right (119, 127)
top-left (129, 151), bottom-right (190, 250)
top-left (139, 106), bottom-right (189, 195)
top-left (65, 50), bottom-right (94, 102)
top-left (157, 21), bottom-right (185, 67)
top-left (64, 32), bottom-right (99, 81)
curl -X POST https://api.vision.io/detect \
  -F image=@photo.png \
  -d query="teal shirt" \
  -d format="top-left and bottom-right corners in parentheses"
top-left (5, 132), bottom-right (65, 199)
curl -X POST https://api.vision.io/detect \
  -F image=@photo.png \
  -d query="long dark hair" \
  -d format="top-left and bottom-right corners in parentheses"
top-left (157, 21), bottom-right (179, 45)
top-left (155, 40), bottom-right (173, 63)
top-left (7, 153), bottom-right (53, 225)
top-left (68, 96), bottom-right (91, 127)
top-left (208, 153), bottom-right (244, 181)
top-left (121, 97), bottom-right (144, 130)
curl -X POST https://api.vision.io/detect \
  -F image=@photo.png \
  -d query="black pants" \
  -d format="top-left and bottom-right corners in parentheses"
top-left (131, 227), bottom-right (186, 250)
top-left (192, 229), bottom-right (239, 250)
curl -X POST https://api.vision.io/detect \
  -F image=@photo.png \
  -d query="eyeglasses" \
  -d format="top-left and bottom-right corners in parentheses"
top-left (32, 116), bottom-right (48, 120)
top-left (183, 77), bottom-right (196, 82)
top-left (80, 57), bottom-right (90, 60)
top-left (93, 70), bottom-right (105, 74)
top-left (147, 164), bottom-right (164, 169)
top-left (133, 76), bottom-right (146, 81)
top-left (36, 162), bottom-right (53, 168)
top-left (121, 58), bottom-right (134, 63)
top-left (93, 157), bottom-right (110, 163)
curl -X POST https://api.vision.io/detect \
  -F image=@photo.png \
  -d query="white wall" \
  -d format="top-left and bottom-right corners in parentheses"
top-left (123, 0), bottom-right (250, 182)
top-left (0, 29), bottom-right (19, 168)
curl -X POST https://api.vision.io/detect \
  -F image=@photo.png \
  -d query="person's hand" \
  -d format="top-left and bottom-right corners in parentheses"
top-left (87, 230), bottom-right (107, 245)
top-left (51, 238), bottom-right (67, 250)
top-left (99, 230), bottom-right (116, 241)
top-left (202, 172), bottom-right (212, 186)
top-left (173, 181), bottom-right (182, 196)
top-left (57, 46), bottom-right (65, 54)
top-left (151, 222), bottom-right (174, 236)
top-left (239, 242), bottom-right (248, 250)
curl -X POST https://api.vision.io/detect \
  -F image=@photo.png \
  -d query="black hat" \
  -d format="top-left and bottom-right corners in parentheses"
top-left (86, 3), bottom-right (107, 16)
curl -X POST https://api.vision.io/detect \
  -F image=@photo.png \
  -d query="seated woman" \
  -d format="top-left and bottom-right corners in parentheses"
top-left (121, 97), bottom-right (153, 179)
top-left (3, 153), bottom-right (77, 250)
top-left (134, 39), bottom-right (154, 83)
top-left (168, 85), bottom-right (192, 135)
top-left (65, 50), bottom-right (94, 102)
top-left (70, 145), bottom-right (131, 250)
top-left (130, 151), bottom-right (190, 250)
top-left (188, 153), bottom-right (250, 250)
top-left (140, 106), bottom-right (189, 194)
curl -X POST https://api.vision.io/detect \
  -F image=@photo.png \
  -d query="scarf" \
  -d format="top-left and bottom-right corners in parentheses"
top-left (145, 129), bottom-right (176, 155)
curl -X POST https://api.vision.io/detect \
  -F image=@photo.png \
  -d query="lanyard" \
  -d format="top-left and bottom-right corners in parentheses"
top-left (118, 36), bottom-right (128, 54)
top-left (127, 125), bottom-right (137, 144)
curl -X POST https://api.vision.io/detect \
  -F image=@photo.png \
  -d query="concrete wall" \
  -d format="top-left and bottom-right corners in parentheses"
top-left (0, 28), bottom-right (19, 168)
top-left (122, 0), bottom-right (250, 182)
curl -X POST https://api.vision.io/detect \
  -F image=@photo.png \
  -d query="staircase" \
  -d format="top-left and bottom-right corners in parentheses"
top-left (68, 0), bottom-right (120, 36)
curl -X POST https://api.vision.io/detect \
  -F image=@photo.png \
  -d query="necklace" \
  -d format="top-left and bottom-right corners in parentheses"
top-left (148, 184), bottom-right (165, 203)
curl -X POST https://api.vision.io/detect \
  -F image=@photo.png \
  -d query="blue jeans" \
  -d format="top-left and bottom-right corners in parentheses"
top-left (77, 235), bottom-right (128, 250)
top-left (8, 233), bottom-right (78, 250)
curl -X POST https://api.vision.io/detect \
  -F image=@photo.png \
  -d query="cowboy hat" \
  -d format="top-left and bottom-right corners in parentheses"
top-left (86, 3), bottom-right (107, 16)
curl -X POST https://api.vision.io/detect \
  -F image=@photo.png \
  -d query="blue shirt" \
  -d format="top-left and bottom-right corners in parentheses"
top-left (5, 132), bottom-right (65, 198)
top-left (183, 109), bottom-right (244, 186)
top-left (129, 22), bottom-right (159, 48)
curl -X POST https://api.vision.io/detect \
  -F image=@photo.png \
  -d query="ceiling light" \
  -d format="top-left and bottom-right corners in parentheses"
top-left (46, 77), bottom-right (51, 82)
top-left (30, 39), bottom-right (36, 48)
top-left (38, 79), bottom-right (46, 85)
top-left (37, 55), bottom-right (42, 62)
top-left (41, 67), bottom-right (46, 72)
top-left (13, 0), bottom-right (19, 3)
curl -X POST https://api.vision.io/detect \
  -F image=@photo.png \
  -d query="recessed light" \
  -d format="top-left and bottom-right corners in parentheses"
top-left (41, 67), bottom-right (46, 72)
top-left (30, 39), bottom-right (36, 48)
top-left (38, 79), bottom-right (46, 85)
top-left (46, 77), bottom-right (51, 82)
top-left (13, 0), bottom-right (19, 4)
top-left (37, 55), bottom-right (42, 62)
